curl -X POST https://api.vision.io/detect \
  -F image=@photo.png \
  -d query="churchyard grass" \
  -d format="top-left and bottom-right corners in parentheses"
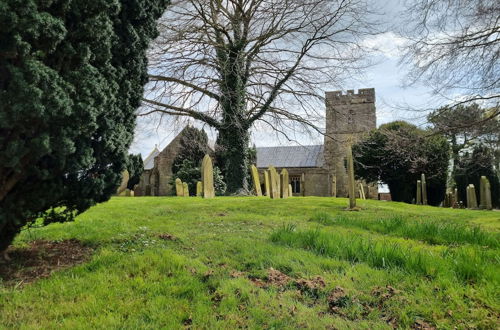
top-left (1, 197), bottom-right (498, 329)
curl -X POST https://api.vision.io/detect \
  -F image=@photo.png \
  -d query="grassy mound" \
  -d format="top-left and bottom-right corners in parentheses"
top-left (0, 197), bottom-right (498, 328)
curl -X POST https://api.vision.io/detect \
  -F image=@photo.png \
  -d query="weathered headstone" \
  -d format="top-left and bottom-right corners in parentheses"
top-left (268, 166), bottom-right (280, 199)
top-left (116, 170), bottom-right (130, 195)
top-left (288, 184), bottom-right (293, 197)
top-left (331, 175), bottom-right (337, 197)
top-left (175, 178), bottom-right (184, 197)
top-left (453, 188), bottom-right (459, 208)
top-left (251, 165), bottom-right (262, 196)
top-left (183, 182), bottom-right (189, 197)
top-left (479, 176), bottom-right (487, 209)
top-left (301, 173), bottom-right (306, 197)
top-left (347, 146), bottom-right (356, 209)
top-left (359, 183), bottom-right (366, 200)
top-left (485, 180), bottom-right (492, 210)
top-left (416, 180), bottom-right (422, 205)
top-left (467, 184), bottom-right (478, 209)
top-left (280, 169), bottom-right (289, 198)
top-left (196, 181), bottom-right (203, 197)
top-left (201, 154), bottom-right (215, 198)
top-left (264, 170), bottom-right (271, 198)
top-left (421, 174), bottom-right (428, 205)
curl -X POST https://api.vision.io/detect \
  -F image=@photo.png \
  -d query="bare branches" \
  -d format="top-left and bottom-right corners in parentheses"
top-left (140, 0), bottom-right (378, 133)
top-left (400, 0), bottom-right (500, 107)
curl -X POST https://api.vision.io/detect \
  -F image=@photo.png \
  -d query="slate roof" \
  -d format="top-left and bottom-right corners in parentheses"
top-left (256, 145), bottom-right (324, 168)
top-left (143, 147), bottom-right (160, 170)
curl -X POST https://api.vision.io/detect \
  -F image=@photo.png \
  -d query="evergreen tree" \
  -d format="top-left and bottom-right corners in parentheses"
top-left (0, 0), bottom-right (168, 255)
top-left (353, 121), bottom-right (450, 205)
top-left (127, 154), bottom-right (144, 190)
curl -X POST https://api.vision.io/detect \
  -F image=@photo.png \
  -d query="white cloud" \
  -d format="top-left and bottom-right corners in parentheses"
top-left (362, 32), bottom-right (407, 59)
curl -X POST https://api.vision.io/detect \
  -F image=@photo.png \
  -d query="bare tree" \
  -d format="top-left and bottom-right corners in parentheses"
top-left (400, 0), bottom-right (499, 124)
top-left (140, 0), bottom-right (377, 193)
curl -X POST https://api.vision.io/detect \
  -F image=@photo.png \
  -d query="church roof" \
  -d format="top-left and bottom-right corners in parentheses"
top-left (256, 145), bottom-right (324, 168)
top-left (143, 147), bottom-right (160, 170)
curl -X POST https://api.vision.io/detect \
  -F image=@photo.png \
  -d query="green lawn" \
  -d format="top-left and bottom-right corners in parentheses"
top-left (1, 197), bottom-right (499, 329)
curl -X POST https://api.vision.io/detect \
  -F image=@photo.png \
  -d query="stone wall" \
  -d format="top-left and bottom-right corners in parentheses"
top-left (324, 88), bottom-right (377, 197)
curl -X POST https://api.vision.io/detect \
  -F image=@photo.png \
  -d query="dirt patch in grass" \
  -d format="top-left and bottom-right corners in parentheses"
top-left (158, 233), bottom-right (177, 241)
top-left (0, 239), bottom-right (93, 286)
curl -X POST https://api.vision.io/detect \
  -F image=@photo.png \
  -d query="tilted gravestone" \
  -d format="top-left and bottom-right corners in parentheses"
top-left (175, 178), bottom-right (184, 197)
top-left (268, 166), bottom-right (280, 199)
top-left (346, 146), bottom-right (356, 209)
top-left (183, 182), bottom-right (189, 197)
top-left (116, 170), bottom-right (130, 195)
top-left (359, 183), bottom-right (366, 200)
top-left (251, 165), bottom-right (262, 196)
top-left (264, 171), bottom-right (271, 197)
top-left (201, 154), bottom-right (215, 198)
top-left (421, 174), bottom-right (428, 205)
top-left (416, 180), bottom-right (422, 205)
top-left (196, 181), bottom-right (203, 197)
top-left (280, 169), bottom-right (289, 198)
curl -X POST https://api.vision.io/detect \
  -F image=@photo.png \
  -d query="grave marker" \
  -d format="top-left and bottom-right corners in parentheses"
top-left (251, 165), bottom-right (262, 196)
top-left (201, 155), bottom-right (215, 198)
top-left (280, 169), bottom-right (289, 198)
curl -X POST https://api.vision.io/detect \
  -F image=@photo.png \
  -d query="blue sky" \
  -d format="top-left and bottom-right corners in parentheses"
top-left (130, 0), bottom-right (441, 158)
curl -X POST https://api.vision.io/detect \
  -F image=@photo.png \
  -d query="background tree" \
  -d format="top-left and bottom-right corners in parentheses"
top-left (353, 121), bottom-right (450, 205)
top-left (428, 104), bottom-right (500, 183)
top-left (127, 154), bottom-right (144, 191)
top-left (141, 0), bottom-right (378, 193)
top-left (400, 0), bottom-right (499, 124)
top-left (0, 0), bottom-right (167, 257)
top-left (454, 146), bottom-right (500, 208)
top-left (171, 126), bottom-right (226, 196)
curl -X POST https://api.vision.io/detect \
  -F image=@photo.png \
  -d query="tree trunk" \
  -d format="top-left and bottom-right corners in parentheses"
top-left (217, 126), bottom-right (250, 194)
top-left (0, 223), bottom-right (20, 258)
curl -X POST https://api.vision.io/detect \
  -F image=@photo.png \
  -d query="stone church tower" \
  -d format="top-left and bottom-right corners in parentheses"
top-left (324, 88), bottom-right (376, 197)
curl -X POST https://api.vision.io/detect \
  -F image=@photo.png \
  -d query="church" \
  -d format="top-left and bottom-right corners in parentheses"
top-left (135, 88), bottom-right (378, 198)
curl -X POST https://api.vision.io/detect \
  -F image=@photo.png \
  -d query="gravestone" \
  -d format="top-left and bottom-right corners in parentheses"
top-left (268, 166), bottom-right (280, 199)
top-left (175, 178), bottom-right (184, 197)
top-left (453, 188), bottom-right (459, 208)
top-left (116, 170), bottom-right (130, 195)
top-left (183, 182), bottom-right (189, 197)
top-left (346, 146), bottom-right (356, 209)
top-left (280, 169), bottom-right (289, 198)
top-left (467, 184), bottom-right (478, 209)
top-left (301, 173), bottom-right (306, 197)
top-left (416, 180), bottom-right (422, 205)
top-left (421, 174), bottom-right (428, 205)
top-left (485, 180), bottom-right (492, 210)
top-left (201, 155), bottom-right (215, 198)
top-left (359, 183), bottom-right (366, 200)
top-left (264, 171), bottom-right (271, 198)
top-left (288, 184), bottom-right (293, 197)
top-left (251, 165), bottom-right (262, 196)
top-left (196, 181), bottom-right (203, 197)
top-left (331, 175), bottom-right (337, 197)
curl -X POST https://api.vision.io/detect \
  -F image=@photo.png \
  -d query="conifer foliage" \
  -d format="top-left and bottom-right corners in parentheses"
top-left (0, 0), bottom-right (168, 253)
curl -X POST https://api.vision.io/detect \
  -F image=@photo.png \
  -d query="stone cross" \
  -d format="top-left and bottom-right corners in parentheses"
top-left (421, 174), bottom-right (428, 205)
top-left (183, 182), bottom-right (189, 197)
top-left (201, 154), bottom-right (215, 198)
top-left (175, 178), bottom-right (184, 197)
top-left (250, 165), bottom-right (262, 196)
top-left (280, 169), bottom-right (289, 198)
top-left (346, 146), bottom-right (356, 209)
top-left (264, 170), bottom-right (271, 198)
top-left (196, 181), bottom-right (203, 197)
top-left (268, 166), bottom-right (280, 199)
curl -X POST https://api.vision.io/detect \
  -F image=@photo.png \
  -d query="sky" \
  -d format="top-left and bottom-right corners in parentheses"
top-left (130, 0), bottom-right (442, 158)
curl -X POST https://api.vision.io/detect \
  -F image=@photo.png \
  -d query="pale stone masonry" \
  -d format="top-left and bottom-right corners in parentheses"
top-left (137, 89), bottom-right (378, 198)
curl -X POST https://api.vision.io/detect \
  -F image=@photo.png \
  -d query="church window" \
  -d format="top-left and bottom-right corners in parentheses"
top-left (290, 176), bottom-right (301, 194)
